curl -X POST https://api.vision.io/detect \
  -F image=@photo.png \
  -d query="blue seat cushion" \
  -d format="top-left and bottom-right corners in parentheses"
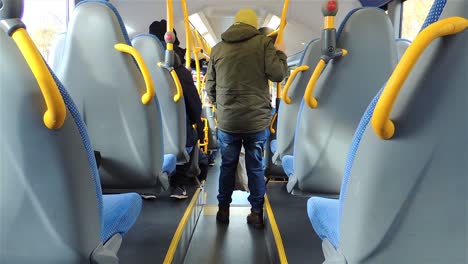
top-left (102, 193), bottom-right (142, 243)
top-left (307, 197), bottom-right (340, 249)
top-left (270, 139), bottom-right (278, 153)
top-left (282, 155), bottom-right (294, 177)
top-left (163, 154), bottom-right (176, 175)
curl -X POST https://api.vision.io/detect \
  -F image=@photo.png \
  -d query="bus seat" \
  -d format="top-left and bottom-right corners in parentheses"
top-left (308, 0), bottom-right (468, 262)
top-left (0, 20), bottom-right (141, 263)
top-left (270, 138), bottom-right (278, 154)
top-left (281, 155), bottom-right (294, 177)
top-left (272, 38), bottom-right (322, 165)
top-left (288, 7), bottom-right (398, 194)
top-left (49, 32), bottom-right (66, 72)
top-left (57, 0), bottom-right (169, 192)
top-left (395, 38), bottom-right (411, 60)
top-left (132, 34), bottom-right (190, 164)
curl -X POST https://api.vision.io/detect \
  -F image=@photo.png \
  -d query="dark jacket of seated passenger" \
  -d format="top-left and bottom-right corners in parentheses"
top-left (174, 54), bottom-right (203, 148)
top-left (205, 23), bottom-right (288, 134)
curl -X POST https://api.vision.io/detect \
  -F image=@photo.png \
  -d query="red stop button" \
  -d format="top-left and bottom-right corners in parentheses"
top-left (327, 1), bottom-right (337, 12)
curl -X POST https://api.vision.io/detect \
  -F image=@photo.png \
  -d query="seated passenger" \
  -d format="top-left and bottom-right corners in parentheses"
top-left (149, 20), bottom-right (208, 199)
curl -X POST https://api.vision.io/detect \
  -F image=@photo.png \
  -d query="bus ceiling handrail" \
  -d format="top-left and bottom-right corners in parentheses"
top-left (372, 17), bottom-right (468, 140)
top-left (114, 43), bottom-right (155, 105)
top-left (282, 65), bottom-right (310, 104)
top-left (8, 23), bottom-right (66, 129)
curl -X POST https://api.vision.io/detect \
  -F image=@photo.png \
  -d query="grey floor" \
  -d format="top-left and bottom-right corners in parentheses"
top-left (266, 182), bottom-right (325, 264)
top-left (184, 160), bottom-right (273, 263)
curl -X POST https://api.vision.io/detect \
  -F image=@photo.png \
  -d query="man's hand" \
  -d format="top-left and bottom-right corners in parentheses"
top-left (274, 43), bottom-right (286, 53)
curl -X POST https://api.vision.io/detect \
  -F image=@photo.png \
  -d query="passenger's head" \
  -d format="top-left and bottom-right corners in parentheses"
top-left (149, 19), bottom-right (180, 46)
top-left (234, 8), bottom-right (258, 29)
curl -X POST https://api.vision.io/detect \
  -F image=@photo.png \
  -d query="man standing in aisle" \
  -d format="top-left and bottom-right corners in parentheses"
top-left (205, 8), bottom-right (288, 228)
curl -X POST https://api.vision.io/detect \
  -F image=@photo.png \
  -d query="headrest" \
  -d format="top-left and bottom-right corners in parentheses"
top-left (76, 0), bottom-right (131, 44)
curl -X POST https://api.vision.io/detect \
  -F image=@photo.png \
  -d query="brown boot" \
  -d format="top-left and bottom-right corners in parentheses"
top-left (216, 206), bottom-right (230, 224)
top-left (247, 209), bottom-right (265, 229)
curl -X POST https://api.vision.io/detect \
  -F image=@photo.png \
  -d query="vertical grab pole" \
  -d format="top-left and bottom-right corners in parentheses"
top-left (164, 0), bottom-right (175, 67)
top-left (275, 0), bottom-right (289, 100)
top-left (181, 0), bottom-right (191, 69)
top-left (181, 0), bottom-right (201, 94)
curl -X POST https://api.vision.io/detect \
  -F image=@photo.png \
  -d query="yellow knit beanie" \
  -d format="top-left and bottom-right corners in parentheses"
top-left (234, 8), bottom-right (259, 29)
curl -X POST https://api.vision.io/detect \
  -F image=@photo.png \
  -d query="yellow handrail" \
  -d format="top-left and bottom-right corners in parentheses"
top-left (198, 118), bottom-right (209, 153)
top-left (115, 43), bottom-right (155, 105)
top-left (181, 0), bottom-right (191, 69)
top-left (270, 112), bottom-right (278, 134)
top-left (276, 0), bottom-right (290, 45)
top-left (372, 17), bottom-right (468, 140)
top-left (166, 0), bottom-right (174, 52)
top-left (170, 70), bottom-right (184, 102)
top-left (282, 65), bottom-right (310, 104)
top-left (304, 59), bottom-right (326, 109)
top-left (11, 28), bottom-right (66, 129)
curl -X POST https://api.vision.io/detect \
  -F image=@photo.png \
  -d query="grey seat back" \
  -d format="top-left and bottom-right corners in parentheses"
top-left (396, 38), bottom-right (411, 60)
top-left (340, 2), bottom-right (468, 262)
top-left (49, 32), bottom-right (66, 72)
top-left (57, 1), bottom-right (164, 190)
top-left (0, 20), bottom-right (101, 263)
top-left (273, 38), bottom-right (322, 164)
top-left (292, 8), bottom-right (397, 194)
top-left (132, 34), bottom-right (188, 163)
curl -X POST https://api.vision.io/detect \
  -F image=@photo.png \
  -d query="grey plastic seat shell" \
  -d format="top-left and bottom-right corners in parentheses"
top-left (290, 8), bottom-right (398, 194)
top-left (336, 3), bottom-right (468, 263)
top-left (396, 38), bottom-right (411, 60)
top-left (132, 35), bottom-right (189, 164)
top-left (49, 32), bottom-right (66, 72)
top-left (0, 27), bottom-right (101, 263)
top-left (57, 2), bottom-right (164, 190)
top-left (272, 38), bottom-right (322, 164)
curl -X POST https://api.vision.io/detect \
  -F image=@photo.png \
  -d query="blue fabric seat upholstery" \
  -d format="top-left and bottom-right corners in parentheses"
top-left (270, 139), bottom-right (278, 154)
top-left (282, 155), bottom-right (294, 177)
top-left (102, 193), bottom-right (142, 242)
top-left (163, 154), bottom-right (177, 175)
top-left (307, 197), bottom-right (340, 248)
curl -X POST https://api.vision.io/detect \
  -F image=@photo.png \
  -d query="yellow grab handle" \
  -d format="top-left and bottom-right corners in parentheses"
top-left (270, 112), bottom-right (278, 134)
top-left (12, 28), bottom-right (66, 129)
top-left (304, 59), bottom-right (326, 109)
top-left (170, 70), bottom-right (184, 102)
top-left (282, 65), bottom-right (310, 104)
top-left (372, 17), bottom-right (468, 140)
top-left (115, 43), bottom-right (155, 105)
top-left (276, 0), bottom-right (290, 45)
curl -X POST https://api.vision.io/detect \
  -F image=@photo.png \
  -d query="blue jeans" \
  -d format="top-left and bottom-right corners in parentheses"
top-left (217, 129), bottom-right (268, 212)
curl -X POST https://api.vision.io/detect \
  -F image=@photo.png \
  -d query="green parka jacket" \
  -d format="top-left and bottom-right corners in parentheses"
top-left (205, 23), bottom-right (288, 134)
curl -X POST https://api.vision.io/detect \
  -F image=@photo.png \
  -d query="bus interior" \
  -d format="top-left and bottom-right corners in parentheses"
top-left (1, 0), bottom-right (467, 263)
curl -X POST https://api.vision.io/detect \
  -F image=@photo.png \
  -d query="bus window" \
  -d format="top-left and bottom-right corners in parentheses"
top-left (22, 0), bottom-right (67, 61)
top-left (401, 0), bottom-right (434, 40)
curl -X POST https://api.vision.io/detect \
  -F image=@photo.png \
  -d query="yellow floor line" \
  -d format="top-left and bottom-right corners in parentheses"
top-left (163, 188), bottom-right (202, 264)
top-left (265, 194), bottom-right (289, 264)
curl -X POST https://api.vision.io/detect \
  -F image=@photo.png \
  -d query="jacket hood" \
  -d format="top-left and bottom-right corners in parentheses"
top-left (221, 23), bottom-right (260, 43)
